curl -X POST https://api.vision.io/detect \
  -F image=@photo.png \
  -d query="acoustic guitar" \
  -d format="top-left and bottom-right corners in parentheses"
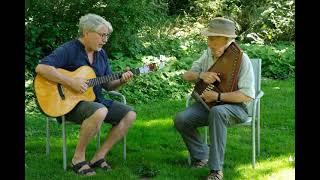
top-left (34, 63), bottom-right (158, 117)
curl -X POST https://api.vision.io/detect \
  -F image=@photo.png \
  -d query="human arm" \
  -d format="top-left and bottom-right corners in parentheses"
top-left (183, 71), bottom-right (221, 84)
top-left (200, 90), bottom-right (252, 103)
top-left (35, 44), bottom-right (89, 93)
top-left (200, 53), bottom-right (255, 103)
top-left (35, 64), bottom-right (89, 93)
top-left (183, 49), bottom-right (221, 83)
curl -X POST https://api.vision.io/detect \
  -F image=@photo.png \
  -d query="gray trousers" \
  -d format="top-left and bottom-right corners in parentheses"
top-left (173, 102), bottom-right (248, 170)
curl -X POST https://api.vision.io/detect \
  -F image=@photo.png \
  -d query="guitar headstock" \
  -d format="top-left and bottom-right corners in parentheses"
top-left (138, 56), bottom-right (166, 74)
top-left (139, 63), bottom-right (157, 74)
top-left (147, 63), bottom-right (157, 71)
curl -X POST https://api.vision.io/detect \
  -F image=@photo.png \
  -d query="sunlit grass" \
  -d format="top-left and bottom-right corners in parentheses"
top-left (234, 155), bottom-right (295, 180)
top-left (136, 119), bottom-right (173, 127)
top-left (25, 78), bottom-right (294, 179)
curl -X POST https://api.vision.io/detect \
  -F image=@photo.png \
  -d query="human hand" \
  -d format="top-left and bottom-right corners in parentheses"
top-left (200, 90), bottom-right (218, 103)
top-left (120, 71), bottom-right (134, 83)
top-left (199, 72), bottom-right (221, 84)
top-left (69, 77), bottom-right (89, 93)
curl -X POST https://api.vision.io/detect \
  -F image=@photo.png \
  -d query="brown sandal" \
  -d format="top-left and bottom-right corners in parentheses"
top-left (71, 161), bottom-right (96, 176)
top-left (207, 170), bottom-right (223, 180)
top-left (90, 158), bottom-right (112, 171)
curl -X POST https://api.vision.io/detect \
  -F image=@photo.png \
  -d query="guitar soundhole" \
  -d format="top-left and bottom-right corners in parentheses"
top-left (57, 84), bottom-right (65, 100)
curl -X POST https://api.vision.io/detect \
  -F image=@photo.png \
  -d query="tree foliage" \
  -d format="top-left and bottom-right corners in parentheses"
top-left (166, 0), bottom-right (295, 43)
top-left (25, 0), bottom-right (169, 77)
top-left (25, 0), bottom-right (295, 110)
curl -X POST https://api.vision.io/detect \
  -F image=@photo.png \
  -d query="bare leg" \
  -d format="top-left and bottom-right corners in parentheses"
top-left (90, 111), bottom-right (136, 164)
top-left (72, 107), bottom-right (108, 173)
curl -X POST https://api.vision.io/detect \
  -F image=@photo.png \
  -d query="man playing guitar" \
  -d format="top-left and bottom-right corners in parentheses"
top-left (35, 13), bottom-right (136, 176)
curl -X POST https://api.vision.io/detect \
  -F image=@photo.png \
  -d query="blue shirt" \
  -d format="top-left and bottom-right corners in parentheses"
top-left (39, 39), bottom-right (114, 107)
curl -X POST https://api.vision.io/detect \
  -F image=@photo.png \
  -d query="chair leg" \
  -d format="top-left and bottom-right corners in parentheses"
top-left (252, 116), bottom-right (256, 169)
top-left (46, 117), bottom-right (50, 156)
top-left (96, 128), bottom-right (101, 149)
top-left (257, 102), bottom-right (261, 156)
top-left (122, 96), bottom-right (127, 161)
top-left (61, 116), bottom-right (67, 171)
top-left (204, 127), bottom-right (208, 145)
top-left (123, 135), bottom-right (126, 160)
top-left (188, 152), bottom-right (191, 165)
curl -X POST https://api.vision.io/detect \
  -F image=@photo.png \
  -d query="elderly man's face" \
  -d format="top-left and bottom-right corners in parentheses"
top-left (207, 36), bottom-right (229, 58)
top-left (84, 25), bottom-right (109, 52)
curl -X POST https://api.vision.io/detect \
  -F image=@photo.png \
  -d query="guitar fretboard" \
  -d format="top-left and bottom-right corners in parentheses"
top-left (87, 68), bottom-right (142, 87)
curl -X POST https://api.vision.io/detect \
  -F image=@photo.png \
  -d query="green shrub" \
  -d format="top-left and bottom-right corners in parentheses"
top-left (25, 0), bottom-right (169, 74)
top-left (166, 0), bottom-right (295, 43)
top-left (25, 42), bottom-right (295, 111)
top-left (256, 1), bottom-right (295, 42)
top-left (25, 0), bottom-right (294, 111)
top-left (119, 70), bottom-right (192, 104)
top-left (241, 42), bottom-right (295, 79)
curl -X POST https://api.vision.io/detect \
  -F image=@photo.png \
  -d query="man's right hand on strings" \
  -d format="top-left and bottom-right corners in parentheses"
top-left (69, 77), bottom-right (89, 93)
top-left (199, 72), bottom-right (221, 84)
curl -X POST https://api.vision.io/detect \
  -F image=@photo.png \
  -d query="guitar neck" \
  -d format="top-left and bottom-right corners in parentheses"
top-left (87, 67), bottom-right (144, 87)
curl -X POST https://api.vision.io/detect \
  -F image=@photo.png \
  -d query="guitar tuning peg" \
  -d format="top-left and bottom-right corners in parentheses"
top-left (159, 55), bottom-right (165, 69)
top-left (160, 55), bottom-right (164, 61)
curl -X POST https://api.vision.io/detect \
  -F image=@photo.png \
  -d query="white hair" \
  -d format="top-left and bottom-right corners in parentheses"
top-left (78, 13), bottom-right (113, 37)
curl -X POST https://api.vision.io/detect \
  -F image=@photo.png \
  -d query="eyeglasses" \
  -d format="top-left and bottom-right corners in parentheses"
top-left (95, 32), bottom-right (111, 41)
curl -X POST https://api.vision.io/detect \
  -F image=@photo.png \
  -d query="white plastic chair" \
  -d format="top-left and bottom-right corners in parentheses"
top-left (186, 58), bottom-right (264, 168)
top-left (45, 91), bottom-right (127, 170)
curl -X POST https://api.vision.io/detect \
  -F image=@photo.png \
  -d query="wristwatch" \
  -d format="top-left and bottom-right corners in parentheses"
top-left (217, 92), bottom-right (221, 103)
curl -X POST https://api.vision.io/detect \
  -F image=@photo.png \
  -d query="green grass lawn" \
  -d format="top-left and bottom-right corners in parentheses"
top-left (25, 78), bottom-right (295, 179)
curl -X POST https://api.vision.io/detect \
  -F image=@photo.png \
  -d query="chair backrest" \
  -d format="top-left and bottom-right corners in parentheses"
top-left (250, 59), bottom-right (262, 93)
top-left (247, 58), bottom-right (262, 116)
